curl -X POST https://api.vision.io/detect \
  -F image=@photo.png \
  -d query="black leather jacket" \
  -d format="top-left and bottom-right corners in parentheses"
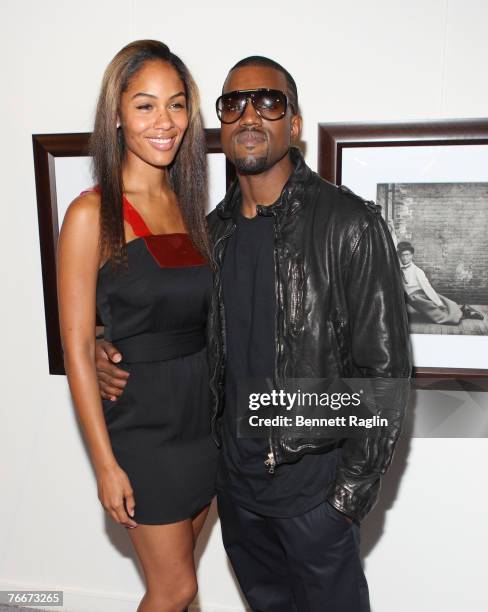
top-left (206, 147), bottom-right (411, 522)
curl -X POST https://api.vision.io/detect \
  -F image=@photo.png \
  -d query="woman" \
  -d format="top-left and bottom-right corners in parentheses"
top-left (57, 40), bottom-right (219, 611)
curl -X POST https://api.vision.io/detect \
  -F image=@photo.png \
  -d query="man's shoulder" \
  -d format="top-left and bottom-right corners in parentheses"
top-left (206, 205), bottom-right (229, 243)
top-left (307, 173), bottom-right (382, 235)
top-left (311, 173), bottom-right (381, 219)
top-left (206, 206), bottom-right (223, 231)
top-left (206, 207), bottom-right (220, 224)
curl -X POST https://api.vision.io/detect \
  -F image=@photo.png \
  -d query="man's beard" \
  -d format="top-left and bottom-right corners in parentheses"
top-left (234, 154), bottom-right (269, 175)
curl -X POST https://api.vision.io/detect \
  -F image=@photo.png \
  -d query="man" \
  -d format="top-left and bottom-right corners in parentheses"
top-left (397, 241), bottom-right (483, 324)
top-left (96, 57), bottom-right (411, 611)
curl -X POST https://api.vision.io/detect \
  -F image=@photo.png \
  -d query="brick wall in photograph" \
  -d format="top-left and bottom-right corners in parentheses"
top-left (377, 182), bottom-right (488, 305)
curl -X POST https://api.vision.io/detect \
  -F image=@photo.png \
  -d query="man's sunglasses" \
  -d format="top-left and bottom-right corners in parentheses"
top-left (216, 88), bottom-right (295, 124)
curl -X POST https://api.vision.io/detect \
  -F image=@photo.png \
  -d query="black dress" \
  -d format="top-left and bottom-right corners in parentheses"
top-left (95, 193), bottom-right (219, 524)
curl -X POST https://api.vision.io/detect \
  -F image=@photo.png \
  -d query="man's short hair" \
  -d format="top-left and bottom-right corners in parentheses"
top-left (397, 241), bottom-right (414, 254)
top-left (228, 56), bottom-right (299, 113)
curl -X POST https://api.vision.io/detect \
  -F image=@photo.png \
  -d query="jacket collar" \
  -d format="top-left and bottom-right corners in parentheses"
top-left (216, 147), bottom-right (312, 220)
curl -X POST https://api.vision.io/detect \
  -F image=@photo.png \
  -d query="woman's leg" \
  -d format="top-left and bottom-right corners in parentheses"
top-left (191, 503), bottom-right (211, 543)
top-left (128, 520), bottom-right (198, 612)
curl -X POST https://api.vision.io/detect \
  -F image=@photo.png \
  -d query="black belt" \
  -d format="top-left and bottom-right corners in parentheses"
top-left (114, 329), bottom-right (205, 363)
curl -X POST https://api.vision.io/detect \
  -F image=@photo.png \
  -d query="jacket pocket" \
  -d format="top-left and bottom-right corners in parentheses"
top-left (330, 312), bottom-right (353, 376)
top-left (287, 258), bottom-right (305, 336)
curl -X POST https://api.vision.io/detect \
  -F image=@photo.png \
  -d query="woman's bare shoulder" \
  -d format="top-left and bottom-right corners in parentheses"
top-left (63, 190), bottom-right (101, 228)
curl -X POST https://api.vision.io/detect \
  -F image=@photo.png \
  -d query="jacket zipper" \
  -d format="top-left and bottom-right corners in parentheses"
top-left (213, 223), bottom-right (236, 264)
top-left (215, 216), bottom-right (277, 473)
top-left (264, 452), bottom-right (275, 474)
top-left (265, 209), bottom-right (281, 474)
top-left (213, 223), bottom-right (236, 355)
top-left (212, 223), bottom-right (236, 422)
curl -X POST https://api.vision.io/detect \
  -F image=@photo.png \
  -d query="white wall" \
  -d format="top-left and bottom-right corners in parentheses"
top-left (1, 1), bottom-right (487, 610)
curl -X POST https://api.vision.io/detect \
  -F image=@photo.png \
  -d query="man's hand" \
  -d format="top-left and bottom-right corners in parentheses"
top-left (327, 501), bottom-right (354, 525)
top-left (336, 507), bottom-right (354, 525)
top-left (95, 339), bottom-right (129, 401)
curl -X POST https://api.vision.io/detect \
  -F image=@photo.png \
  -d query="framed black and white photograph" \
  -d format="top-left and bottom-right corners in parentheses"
top-left (318, 119), bottom-right (488, 381)
top-left (33, 130), bottom-right (233, 375)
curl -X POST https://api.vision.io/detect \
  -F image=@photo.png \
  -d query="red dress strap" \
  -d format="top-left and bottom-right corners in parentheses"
top-left (122, 195), bottom-right (152, 237)
top-left (80, 186), bottom-right (205, 267)
top-left (79, 186), bottom-right (152, 237)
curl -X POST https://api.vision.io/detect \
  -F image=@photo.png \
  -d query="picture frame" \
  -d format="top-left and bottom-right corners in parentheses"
top-left (318, 119), bottom-right (488, 387)
top-left (33, 130), bottom-right (234, 375)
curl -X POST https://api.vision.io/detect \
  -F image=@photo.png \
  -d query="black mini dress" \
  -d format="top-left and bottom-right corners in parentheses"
top-left (95, 192), bottom-right (219, 524)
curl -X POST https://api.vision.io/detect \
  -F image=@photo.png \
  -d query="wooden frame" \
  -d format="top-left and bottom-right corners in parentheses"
top-left (33, 130), bottom-right (233, 375)
top-left (318, 119), bottom-right (488, 388)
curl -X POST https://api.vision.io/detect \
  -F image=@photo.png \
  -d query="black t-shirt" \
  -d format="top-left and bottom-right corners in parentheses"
top-left (216, 211), bottom-right (340, 517)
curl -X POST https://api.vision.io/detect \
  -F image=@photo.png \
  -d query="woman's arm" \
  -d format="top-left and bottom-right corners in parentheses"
top-left (57, 193), bottom-right (137, 528)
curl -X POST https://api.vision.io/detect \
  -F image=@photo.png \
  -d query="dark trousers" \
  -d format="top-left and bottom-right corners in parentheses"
top-left (217, 490), bottom-right (370, 612)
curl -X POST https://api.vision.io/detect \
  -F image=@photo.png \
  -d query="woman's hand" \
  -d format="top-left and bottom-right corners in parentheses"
top-left (97, 464), bottom-right (138, 528)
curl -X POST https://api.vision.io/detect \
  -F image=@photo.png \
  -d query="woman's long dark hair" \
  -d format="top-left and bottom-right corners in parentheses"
top-left (89, 40), bottom-right (210, 270)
